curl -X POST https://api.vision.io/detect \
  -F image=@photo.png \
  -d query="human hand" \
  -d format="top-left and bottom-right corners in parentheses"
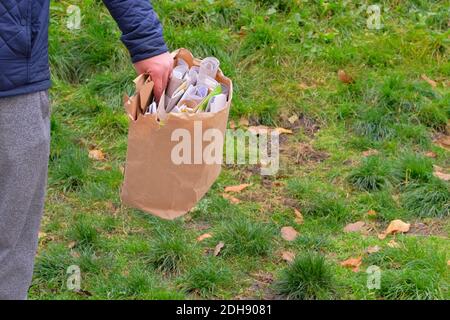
top-left (134, 52), bottom-right (173, 102)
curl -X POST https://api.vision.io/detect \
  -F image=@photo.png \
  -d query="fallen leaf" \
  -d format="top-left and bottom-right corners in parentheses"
top-left (366, 245), bottom-right (381, 254)
top-left (281, 251), bottom-right (295, 262)
top-left (340, 256), bottom-right (362, 272)
top-left (298, 82), bottom-right (315, 90)
top-left (248, 126), bottom-right (292, 135)
top-left (38, 232), bottom-right (47, 239)
top-left (362, 149), bottom-right (379, 157)
top-left (447, 260), bottom-right (450, 266)
top-left (421, 74), bottom-right (437, 88)
top-left (424, 151), bottom-right (437, 158)
top-left (68, 241), bottom-right (77, 249)
top-left (288, 114), bottom-right (299, 124)
top-left (281, 226), bottom-right (299, 241)
top-left (88, 149), bottom-right (105, 161)
top-left (387, 240), bottom-right (401, 248)
top-left (434, 135), bottom-right (450, 151)
top-left (379, 219), bottom-right (410, 239)
top-left (274, 127), bottom-right (293, 135)
top-left (343, 221), bottom-right (366, 233)
top-left (197, 233), bottom-right (212, 242)
top-left (222, 193), bottom-right (241, 204)
top-left (70, 251), bottom-right (81, 259)
top-left (338, 70), bottom-right (354, 84)
top-left (294, 208), bottom-right (304, 225)
top-left (229, 121), bottom-right (236, 129)
top-left (433, 165), bottom-right (450, 182)
top-left (367, 209), bottom-right (377, 217)
top-left (238, 117), bottom-right (249, 127)
top-left (214, 241), bottom-right (225, 256)
top-left (224, 183), bottom-right (251, 193)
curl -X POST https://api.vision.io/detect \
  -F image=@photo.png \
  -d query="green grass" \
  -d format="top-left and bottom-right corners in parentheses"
top-left (275, 252), bottom-right (335, 300)
top-left (348, 156), bottom-right (391, 192)
top-left (31, 0), bottom-right (449, 300)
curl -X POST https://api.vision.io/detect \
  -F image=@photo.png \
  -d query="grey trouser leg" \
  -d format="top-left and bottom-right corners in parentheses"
top-left (0, 91), bottom-right (50, 300)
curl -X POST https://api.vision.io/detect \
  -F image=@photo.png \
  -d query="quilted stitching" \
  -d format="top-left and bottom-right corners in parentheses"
top-left (0, 0), bottom-right (28, 53)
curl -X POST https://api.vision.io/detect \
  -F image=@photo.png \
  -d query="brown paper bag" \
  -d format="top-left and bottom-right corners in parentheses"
top-left (120, 49), bottom-right (233, 220)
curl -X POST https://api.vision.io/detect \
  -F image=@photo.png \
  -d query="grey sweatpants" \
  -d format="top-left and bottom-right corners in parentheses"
top-left (0, 91), bottom-right (50, 300)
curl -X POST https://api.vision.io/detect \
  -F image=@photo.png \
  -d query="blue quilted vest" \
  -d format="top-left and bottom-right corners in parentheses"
top-left (0, 0), bottom-right (167, 98)
top-left (0, 0), bottom-right (50, 97)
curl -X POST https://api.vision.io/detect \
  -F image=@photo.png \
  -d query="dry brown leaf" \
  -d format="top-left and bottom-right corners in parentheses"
top-left (294, 208), bottom-right (304, 225)
top-left (425, 151), bottom-right (437, 158)
top-left (197, 233), bottom-right (212, 242)
top-left (248, 126), bottom-right (292, 135)
top-left (387, 240), bottom-right (401, 248)
top-left (367, 209), bottom-right (377, 217)
top-left (224, 183), bottom-right (251, 193)
top-left (214, 241), bottom-right (225, 256)
top-left (366, 245), bottom-right (381, 254)
top-left (362, 149), bottom-right (379, 157)
top-left (379, 219), bottom-right (410, 239)
top-left (238, 117), bottom-right (250, 127)
top-left (298, 82), bottom-right (314, 90)
top-left (434, 135), bottom-right (450, 151)
top-left (447, 260), bottom-right (450, 266)
top-left (421, 74), bottom-right (437, 88)
top-left (288, 114), bottom-right (299, 124)
top-left (281, 226), bottom-right (299, 241)
top-left (38, 232), bottom-right (47, 239)
top-left (340, 256), bottom-right (362, 272)
top-left (338, 70), bottom-right (354, 84)
top-left (88, 149), bottom-right (105, 161)
top-left (281, 251), bottom-right (295, 262)
top-left (222, 193), bottom-right (241, 204)
top-left (274, 127), bottom-right (293, 134)
top-left (343, 221), bottom-right (366, 233)
top-left (433, 165), bottom-right (450, 182)
top-left (68, 241), bottom-right (77, 249)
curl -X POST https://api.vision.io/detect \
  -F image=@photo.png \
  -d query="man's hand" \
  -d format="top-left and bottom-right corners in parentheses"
top-left (134, 52), bottom-right (173, 102)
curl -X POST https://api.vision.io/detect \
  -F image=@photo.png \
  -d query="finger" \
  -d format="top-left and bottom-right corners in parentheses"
top-left (152, 75), bottom-right (163, 103)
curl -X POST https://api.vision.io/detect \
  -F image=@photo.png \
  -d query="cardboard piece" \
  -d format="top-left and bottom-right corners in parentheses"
top-left (120, 48), bottom-right (233, 220)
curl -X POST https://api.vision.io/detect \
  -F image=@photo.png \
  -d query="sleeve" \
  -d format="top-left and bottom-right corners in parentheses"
top-left (102, 0), bottom-right (168, 63)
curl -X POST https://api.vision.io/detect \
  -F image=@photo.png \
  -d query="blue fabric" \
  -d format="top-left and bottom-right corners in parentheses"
top-left (0, 0), bottom-right (167, 98)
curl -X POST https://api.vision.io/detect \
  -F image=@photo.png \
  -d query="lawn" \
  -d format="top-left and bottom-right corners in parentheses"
top-left (31, 0), bottom-right (449, 300)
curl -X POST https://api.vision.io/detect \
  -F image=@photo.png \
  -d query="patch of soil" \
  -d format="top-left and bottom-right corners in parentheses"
top-left (235, 272), bottom-right (284, 300)
top-left (282, 142), bottom-right (329, 165)
top-left (408, 220), bottom-right (448, 237)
